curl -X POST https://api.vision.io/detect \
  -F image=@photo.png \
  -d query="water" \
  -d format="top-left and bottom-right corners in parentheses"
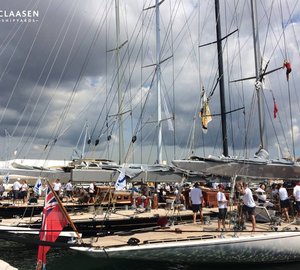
top-left (1, 240), bottom-right (300, 270)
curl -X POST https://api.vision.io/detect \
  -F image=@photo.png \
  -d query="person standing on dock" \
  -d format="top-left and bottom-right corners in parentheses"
top-left (53, 178), bottom-right (62, 198)
top-left (189, 182), bottom-right (203, 224)
top-left (65, 180), bottom-right (74, 202)
top-left (216, 184), bottom-right (228, 231)
top-left (237, 181), bottom-right (256, 232)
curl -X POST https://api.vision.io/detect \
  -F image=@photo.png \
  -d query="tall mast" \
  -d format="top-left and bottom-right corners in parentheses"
top-left (251, 0), bottom-right (267, 152)
top-left (115, 0), bottom-right (124, 164)
top-left (156, 0), bottom-right (162, 164)
top-left (214, 0), bottom-right (228, 157)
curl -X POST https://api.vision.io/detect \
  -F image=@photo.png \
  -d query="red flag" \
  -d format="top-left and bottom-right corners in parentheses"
top-left (283, 60), bottom-right (292, 81)
top-left (36, 186), bottom-right (69, 270)
top-left (273, 99), bottom-right (278, 119)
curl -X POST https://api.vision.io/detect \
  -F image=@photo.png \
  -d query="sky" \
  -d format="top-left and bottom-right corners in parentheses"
top-left (0, 0), bottom-right (300, 165)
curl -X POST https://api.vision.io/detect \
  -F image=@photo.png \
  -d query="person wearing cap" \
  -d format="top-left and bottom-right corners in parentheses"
top-left (293, 181), bottom-right (300, 218)
top-left (189, 182), bottom-right (203, 224)
top-left (216, 184), bottom-right (228, 231)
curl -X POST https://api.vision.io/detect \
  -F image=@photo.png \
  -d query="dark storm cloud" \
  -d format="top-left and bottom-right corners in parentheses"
top-left (0, 0), bottom-right (110, 86)
top-left (0, 0), bottom-right (299, 162)
top-left (0, 0), bottom-right (117, 159)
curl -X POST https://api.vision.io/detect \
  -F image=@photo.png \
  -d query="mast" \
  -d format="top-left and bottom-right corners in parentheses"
top-left (115, 0), bottom-right (124, 165)
top-left (251, 0), bottom-right (268, 152)
top-left (156, 0), bottom-right (162, 164)
top-left (214, 0), bottom-right (228, 157)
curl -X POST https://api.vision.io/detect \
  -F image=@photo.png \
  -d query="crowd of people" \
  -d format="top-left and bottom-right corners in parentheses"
top-left (235, 180), bottom-right (300, 231)
top-left (2, 176), bottom-right (300, 232)
top-left (10, 178), bottom-right (29, 205)
top-left (0, 178), bottom-right (74, 205)
top-left (185, 179), bottom-right (300, 232)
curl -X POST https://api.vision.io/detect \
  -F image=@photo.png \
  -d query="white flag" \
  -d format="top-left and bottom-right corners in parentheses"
top-left (115, 170), bottom-right (126, 191)
top-left (33, 178), bottom-right (42, 196)
top-left (162, 92), bottom-right (174, 131)
top-left (3, 173), bottom-right (9, 184)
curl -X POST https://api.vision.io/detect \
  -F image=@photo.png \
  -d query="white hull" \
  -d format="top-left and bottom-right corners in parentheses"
top-left (0, 159), bottom-right (71, 182)
top-left (0, 159), bottom-right (186, 183)
top-left (0, 167), bottom-right (70, 182)
top-left (72, 230), bottom-right (300, 263)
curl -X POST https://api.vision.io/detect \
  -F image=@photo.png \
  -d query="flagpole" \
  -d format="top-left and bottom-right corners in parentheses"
top-left (46, 180), bottom-right (82, 243)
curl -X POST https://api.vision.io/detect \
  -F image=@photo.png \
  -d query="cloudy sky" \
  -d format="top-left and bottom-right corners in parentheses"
top-left (0, 0), bottom-right (299, 165)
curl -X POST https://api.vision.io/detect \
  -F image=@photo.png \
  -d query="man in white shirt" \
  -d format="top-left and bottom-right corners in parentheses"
top-left (12, 178), bottom-right (22, 204)
top-left (65, 180), bottom-right (73, 202)
top-left (53, 179), bottom-right (62, 197)
top-left (217, 184), bottom-right (227, 231)
top-left (237, 181), bottom-right (256, 231)
top-left (293, 181), bottom-right (300, 218)
top-left (278, 183), bottom-right (290, 222)
top-left (189, 182), bottom-right (203, 224)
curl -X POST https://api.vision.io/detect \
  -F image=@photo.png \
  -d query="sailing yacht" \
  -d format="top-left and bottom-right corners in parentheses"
top-left (172, 0), bottom-right (300, 180)
top-left (172, 152), bottom-right (300, 180)
top-left (69, 1), bottom-right (300, 264)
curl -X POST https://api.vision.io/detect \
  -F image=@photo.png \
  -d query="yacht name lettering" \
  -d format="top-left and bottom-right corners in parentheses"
top-left (0, 10), bottom-right (39, 18)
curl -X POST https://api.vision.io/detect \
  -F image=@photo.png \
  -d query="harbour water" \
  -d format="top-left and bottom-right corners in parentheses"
top-left (1, 240), bottom-right (300, 270)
